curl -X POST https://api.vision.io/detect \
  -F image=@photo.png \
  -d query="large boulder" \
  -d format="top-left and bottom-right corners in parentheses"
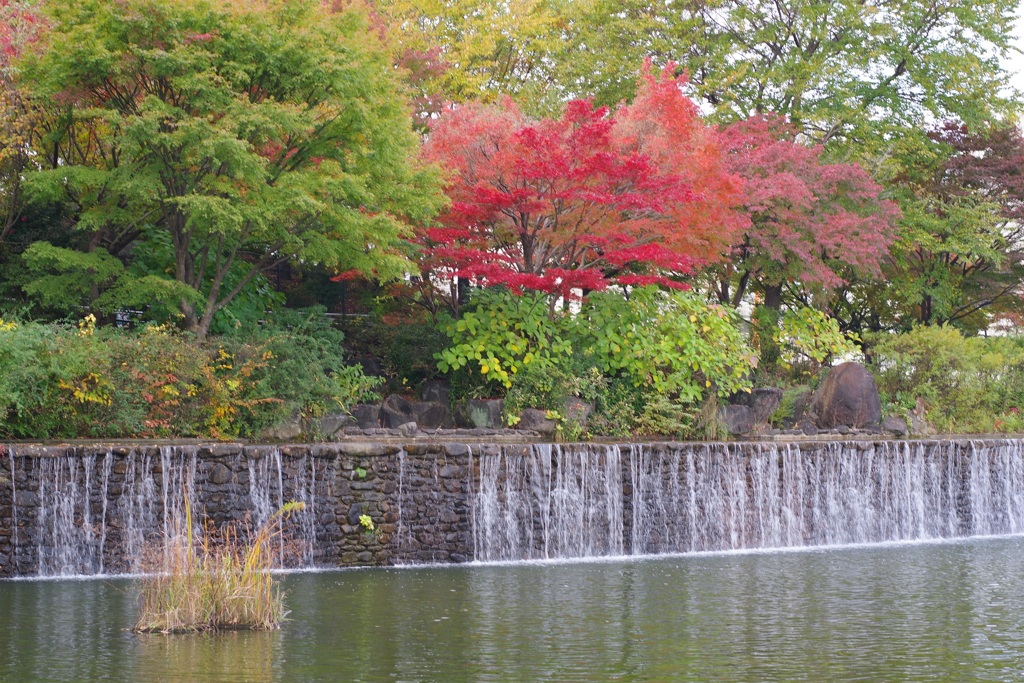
top-left (809, 362), bottom-right (882, 429)
top-left (563, 397), bottom-right (593, 431)
top-left (731, 388), bottom-right (783, 425)
top-left (380, 394), bottom-right (416, 428)
top-left (907, 397), bottom-right (936, 436)
top-left (349, 404), bottom-right (381, 429)
top-left (518, 408), bottom-right (557, 437)
top-left (262, 412), bottom-right (302, 441)
top-left (420, 380), bottom-right (451, 405)
top-left (308, 413), bottom-right (354, 437)
top-left (882, 415), bottom-right (909, 437)
top-left (719, 404), bottom-right (755, 436)
top-left (464, 399), bottom-right (504, 429)
top-left (412, 401), bottom-right (451, 429)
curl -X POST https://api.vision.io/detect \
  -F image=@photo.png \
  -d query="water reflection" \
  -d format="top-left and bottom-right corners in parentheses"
top-left (2, 538), bottom-right (1024, 682)
top-left (131, 631), bottom-right (281, 683)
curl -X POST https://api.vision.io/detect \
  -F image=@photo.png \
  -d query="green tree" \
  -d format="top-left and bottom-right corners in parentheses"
top-left (374, 0), bottom-right (567, 114)
top-left (18, 0), bottom-right (441, 338)
top-left (557, 0), bottom-right (1018, 148)
top-left (858, 123), bottom-right (1024, 333)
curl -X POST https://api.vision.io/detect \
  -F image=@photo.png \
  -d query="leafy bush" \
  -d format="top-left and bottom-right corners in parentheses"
top-left (776, 307), bottom-right (860, 371)
top-left (867, 325), bottom-right (1024, 433)
top-left (434, 286), bottom-right (758, 437)
top-left (222, 307), bottom-right (382, 435)
top-left (576, 287), bottom-right (757, 402)
top-left (503, 357), bottom-right (607, 422)
top-left (436, 289), bottom-right (572, 389)
top-left (0, 310), bottom-right (378, 439)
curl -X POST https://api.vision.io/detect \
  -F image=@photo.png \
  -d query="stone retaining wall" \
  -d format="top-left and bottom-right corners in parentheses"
top-left (0, 442), bottom-right (474, 578)
top-left (2, 438), bottom-right (1022, 578)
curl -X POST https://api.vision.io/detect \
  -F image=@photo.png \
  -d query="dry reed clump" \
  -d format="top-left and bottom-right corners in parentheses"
top-left (133, 498), bottom-right (305, 634)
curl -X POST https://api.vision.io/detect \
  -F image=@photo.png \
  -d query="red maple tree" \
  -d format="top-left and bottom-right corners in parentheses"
top-left (714, 114), bottom-right (900, 309)
top-left (415, 64), bottom-right (744, 312)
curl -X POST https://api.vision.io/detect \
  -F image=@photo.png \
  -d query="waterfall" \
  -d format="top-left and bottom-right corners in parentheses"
top-left (8, 445), bottom-right (329, 577)
top-left (6, 438), bottom-right (1024, 575)
top-left (248, 450), bottom-right (329, 566)
top-left (471, 439), bottom-right (1024, 561)
top-left (472, 444), bottom-right (625, 561)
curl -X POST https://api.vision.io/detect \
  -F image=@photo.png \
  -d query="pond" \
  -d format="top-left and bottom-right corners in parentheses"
top-left (3, 536), bottom-right (1024, 682)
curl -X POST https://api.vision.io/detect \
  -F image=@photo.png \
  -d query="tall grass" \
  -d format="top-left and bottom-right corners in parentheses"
top-left (134, 498), bottom-right (305, 634)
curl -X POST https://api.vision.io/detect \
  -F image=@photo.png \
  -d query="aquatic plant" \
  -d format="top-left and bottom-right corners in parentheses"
top-left (133, 498), bottom-right (305, 634)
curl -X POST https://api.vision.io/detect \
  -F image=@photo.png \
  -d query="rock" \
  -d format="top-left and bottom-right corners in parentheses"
top-left (398, 421), bottom-right (421, 437)
top-left (353, 354), bottom-right (385, 378)
top-left (563, 397), bottom-right (593, 430)
top-left (310, 413), bottom-right (354, 437)
top-left (518, 408), bottom-right (557, 437)
top-left (207, 463), bottom-right (232, 485)
top-left (349, 404), bottom-right (381, 429)
top-left (719, 404), bottom-right (755, 436)
top-left (809, 362), bottom-right (882, 429)
top-left (263, 413), bottom-right (302, 441)
top-left (444, 443), bottom-right (471, 457)
top-left (788, 388), bottom-right (813, 427)
top-left (908, 398), bottom-right (936, 436)
top-left (798, 419), bottom-right (818, 436)
top-left (733, 388), bottom-right (784, 425)
top-left (380, 394), bottom-right (416, 428)
top-left (347, 503), bottom-right (364, 526)
top-left (883, 415), bottom-right (909, 437)
top-left (412, 401), bottom-right (451, 430)
top-left (420, 380), bottom-right (451, 405)
top-left (465, 399), bottom-right (504, 429)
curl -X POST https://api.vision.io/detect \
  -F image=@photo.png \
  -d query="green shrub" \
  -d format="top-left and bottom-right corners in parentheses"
top-left (381, 320), bottom-right (449, 391)
top-left (503, 358), bottom-right (607, 422)
top-left (222, 307), bottom-right (382, 435)
top-left (867, 325), bottom-right (1024, 433)
top-left (436, 289), bottom-right (572, 389)
top-left (434, 286), bottom-right (758, 438)
top-left (0, 310), bottom-right (378, 440)
top-left (576, 287), bottom-right (757, 402)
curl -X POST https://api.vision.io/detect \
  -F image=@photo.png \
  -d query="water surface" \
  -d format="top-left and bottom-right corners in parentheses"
top-left (3, 536), bottom-right (1024, 682)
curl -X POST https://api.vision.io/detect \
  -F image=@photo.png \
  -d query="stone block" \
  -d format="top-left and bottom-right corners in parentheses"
top-left (380, 394), bottom-right (416, 428)
top-left (412, 401), bottom-right (451, 429)
top-left (262, 413), bottom-right (302, 441)
top-left (398, 422), bottom-right (421, 437)
top-left (206, 463), bottom-right (232, 486)
top-left (310, 413), bottom-right (354, 437)
top-left (883, 415), bottom-right (909, 437)
top-left (563, 396), bottom-right (593, 430)
top-left (732, 388), bottom-right (784, 425)
top-left (349, 404), bottom-right (381, 429)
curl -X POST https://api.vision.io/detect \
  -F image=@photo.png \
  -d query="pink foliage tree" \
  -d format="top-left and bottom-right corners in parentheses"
top-left (716, 114), bottom-right (900, 309)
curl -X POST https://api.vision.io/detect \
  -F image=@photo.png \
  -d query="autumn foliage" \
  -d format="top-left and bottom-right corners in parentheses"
top-left (715, 114), bottom-right (900, 307)
top-left (417, 64), bottom-right (744, 310)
